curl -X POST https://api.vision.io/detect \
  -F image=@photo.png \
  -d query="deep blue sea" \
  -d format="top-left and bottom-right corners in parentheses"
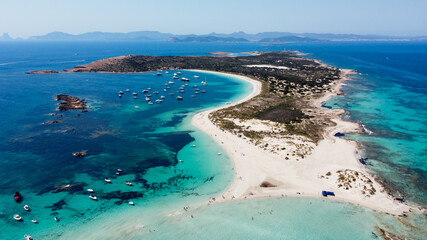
top-left (0, 41), bottom-right (425, 239)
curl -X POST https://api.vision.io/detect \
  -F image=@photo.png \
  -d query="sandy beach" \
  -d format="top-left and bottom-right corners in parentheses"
top-left (191, 69), bottom-right (414, 215)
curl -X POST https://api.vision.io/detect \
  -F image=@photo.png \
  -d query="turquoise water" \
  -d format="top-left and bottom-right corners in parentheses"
top-left (1, 41), bottom-right (426, 239)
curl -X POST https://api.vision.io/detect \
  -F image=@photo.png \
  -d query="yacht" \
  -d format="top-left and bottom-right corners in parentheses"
top-left (89, 195), bottom-right (98, 201)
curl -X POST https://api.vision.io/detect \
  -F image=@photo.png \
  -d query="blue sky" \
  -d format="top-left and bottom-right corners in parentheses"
top-left (1, 0), bottom-right (426, 38)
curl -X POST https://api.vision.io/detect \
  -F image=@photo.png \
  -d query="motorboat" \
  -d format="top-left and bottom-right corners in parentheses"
top-left (176, 72), bottom-right (182, 75)
top-left (89, 195), bottom-right (98, 201)
top-left (165, 71), bottom-right (169, 74)
top-left (118, 94), bottom-right (122, 98)
top-left (156, 72), bottom-right (163, 76)
top-left (153, 91), bottom-right (159, 94)
top-left (155, 99), bottom-right (163, 103)
top-left (168, 81), bottom-right (175, 84)
top-left (147, 88), bottom-right (151, 90)
top-left (142, 90), bottom-right (149, 93)
top-left (201, 81), bottom-right (207, 85)
top-left (135, 106), bottom-right (140, 109)
top-left (170, 93), bottom-right (174, 96)
top-left (119, 91), bottom-right (124, 94)
top-left (176, 96), bottom-right (183, 100)
top-left (105, 178), bottom-right (112, 183)
top-left (201, 90), bottom-right (206, 93)
top-left (54, 217), bottom-right (60, 222)
top-left (194, 75), bottom-right (200, 79)
top-left (181, 77), bottom-right (189, 82)
top-left (31, 219), bottom-right (38, 224)
top-left (14, 192), bottom-right (22, 202)
top-left (129, 201), bottom-right (134, 205)
top-left (87, 189), bottom-right (94, 193)
top-left (179, 90), bottom-right (185, 93)
top-left (133, 96), bottom-right (137, 99)
top-left (125, 89), bottom-right (130, 92)
top-left (160, 96), bottom-right (165, 99)
top-left (191, 145), bottom-right (196, 147)
top-left (24, 205), bottom-right (30, 211)
top-left (24, 235), bottom-right (33, 240)
top-left (125, 181), bottom-right (133, 186)
top-left (148, 101), bottom-right (154, 105)
top-left (145, 97), bottom-right (150, 101)
top-left (14, 214), bottom-right (22, 221)
top-left (163, 89), bottom-right (167, 92)
top-left (146, 94), bottom-right (152, 97)
top-left (173, 76), bottom-right (179, 79)
top-left (132, 92), bottom-right (138, 96)
top-left (115, 172), bottom-right (120, 175)
top-left (117, 169), bottom-right (123, 172)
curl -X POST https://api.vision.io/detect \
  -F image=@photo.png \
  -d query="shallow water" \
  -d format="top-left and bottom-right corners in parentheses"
top-left (1, 41), bottom-right (426, 239)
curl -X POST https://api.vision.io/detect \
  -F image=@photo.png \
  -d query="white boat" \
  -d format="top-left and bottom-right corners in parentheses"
top-left (105, 178), bottom-right (112, 183)
top-left (132, 92), bottom-right (138, 96)
top-left (14, 214), bottom-right (22, 221)
top-left (173, 76), bottom-right (179, 79)
top-left (160, 96), bottom-right (165, 99)
top-left (117, 169), bottom-right (123, 172)
top-left (176, 72), bottom-right (182, 75)
top-left (125, 181), bottom-right (133, 186)
top-left (194, 75), bottom-right (200, 79)
top-left (133, 96), bottom-right (137, 99)
top-left (163, 89), bottom-right (167, 92)
top-left (24, 234), bottom-right (33, 240)
top-left (119, 91), bottom-right (124, 94)
top-left (115, 172), bottom-right (120, 175)
top-left (156, 72), bottom-right (163, 76)
top-left (31, 219), bottom-right (38, 223)
top-left (154, 91), bottom-right (159, 94)
top-left (146, 94), bottom-right (152, 97)
top-left (218, 153), bottom-right (222, 155)
top-left (201, 90), bottom-right (206, 93)
top-left (176, 96), bottom-right (183, 100)
top-left (89, 195), bottom-right (98, 201)
top-left (191, 145), bottom-right (196, 147)
top-left (24, 205), bottom-right (30, 211)
top-left (118, 94), bottom-right (122, 98)
top-left (173, 73), bottom-right (177, 76)
top-left (87, 189), bottom-right (94, 193)
top-left (165, 71), bottom-right (169, 74)
top-left (125, 89), bottom-right (130, 92)
top-left (166, 86), bottom-right (170, 89)
top-left (201, 81), bottom-right (207, 85)
top-left (147, 88), bottom-right (151, 90)
top-left (129, 201), bottom-right (134, 205)
top-left (179, 159), bottom-right (183, 162)
top-left (170, 93), bottom-right (174, 96)
top-left (155, 99), bottom-right (163, 103)
top-left (135, 106), bottom-right (140, 109)
top-left (148, 101), bottom-right (153, 105)
top-left (54, 217), bottom-right (59, 222)
top-left (142, 89), bottom-right (149, 93)
top-left (145, 97), bottom-right (150, 101)
top-left (181, 77), bottom-right (189, 82)
top-left (168, 81), bottom-right (174, 84)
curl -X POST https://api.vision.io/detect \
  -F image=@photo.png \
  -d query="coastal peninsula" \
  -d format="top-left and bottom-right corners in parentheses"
top-left (28, 52), bottom-right (414, 216)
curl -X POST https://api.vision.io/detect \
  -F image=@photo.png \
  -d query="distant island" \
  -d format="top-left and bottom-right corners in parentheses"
top-left (2, 30), bottom-right (426, 42)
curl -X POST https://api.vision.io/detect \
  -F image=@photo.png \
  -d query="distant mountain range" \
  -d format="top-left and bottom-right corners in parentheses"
top-left (1, 31), bottom-right (426, 42)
